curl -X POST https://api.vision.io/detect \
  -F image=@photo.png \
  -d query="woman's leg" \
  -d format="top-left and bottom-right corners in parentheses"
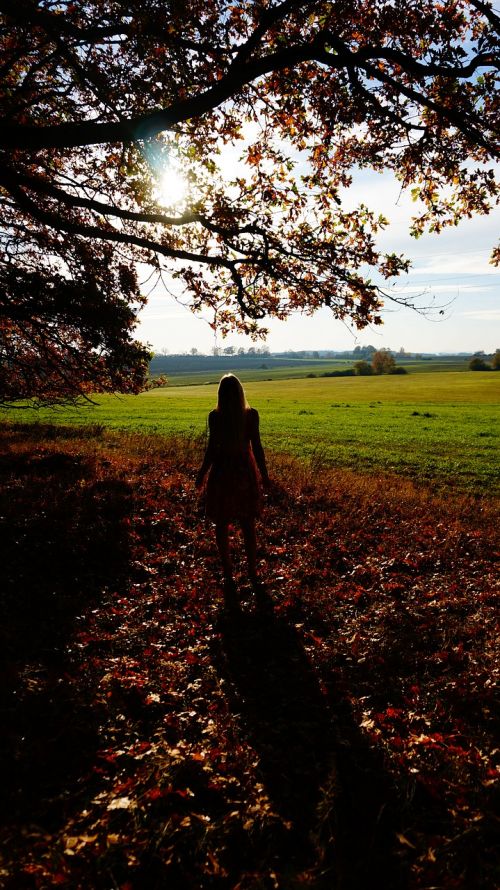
top-left (240, 518), bottom-right (257, 580)
top-left (215, 521), bottom-right (232, 579)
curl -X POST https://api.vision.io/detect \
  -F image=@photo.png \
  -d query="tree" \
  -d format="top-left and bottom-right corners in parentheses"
top-left (469, 355), bottom-right (489, 370)
top-left (492, 350), bottom-right (500, 370)
top-left (372, 348), bottom-right (396, 374)
top-left (1, 1), bottom-right (499, 403)
top-left (0, 248), bottom-right (151, 406)
top-left (353, 359), bottom-right (372, 376)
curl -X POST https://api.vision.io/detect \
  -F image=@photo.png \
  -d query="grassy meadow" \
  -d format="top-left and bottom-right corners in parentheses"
top-left (148, 356), bottom-right (468, 387)
top-left (8, 368), bottom-right (499, 494)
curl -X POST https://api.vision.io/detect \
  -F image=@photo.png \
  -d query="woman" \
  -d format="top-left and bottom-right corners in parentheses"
top-left (195, 374), bottom-right (270, 589)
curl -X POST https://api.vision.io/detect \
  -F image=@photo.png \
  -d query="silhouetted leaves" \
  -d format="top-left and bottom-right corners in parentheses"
top-left (1, 0), bottom-right (498, 390)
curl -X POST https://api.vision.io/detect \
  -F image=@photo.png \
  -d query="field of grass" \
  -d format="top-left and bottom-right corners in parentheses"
top-left (151, 357), bottom-right (469, 387)
top-left (5, 369), bottom-right (498, 494)
top-left (150, 361), bottom-right (351, 387)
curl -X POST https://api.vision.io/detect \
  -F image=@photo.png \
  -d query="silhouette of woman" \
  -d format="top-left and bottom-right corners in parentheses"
top-left (195, 374), bottom-right (270, 589)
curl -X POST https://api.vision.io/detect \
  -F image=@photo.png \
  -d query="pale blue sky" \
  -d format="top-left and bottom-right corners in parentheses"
top-left (137, 168), bottom-right (500, 355)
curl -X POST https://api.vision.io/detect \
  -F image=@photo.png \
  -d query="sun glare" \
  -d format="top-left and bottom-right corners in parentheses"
top-left (155, 167), bottom-right (187, 210)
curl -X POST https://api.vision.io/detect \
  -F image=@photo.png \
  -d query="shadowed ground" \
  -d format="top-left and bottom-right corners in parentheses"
top-left (0, 441), bottom-right (133, 842)
top-left (217, 585), bottom-right (408, 889)
top-left (0, 423), bottom-right (498, 889)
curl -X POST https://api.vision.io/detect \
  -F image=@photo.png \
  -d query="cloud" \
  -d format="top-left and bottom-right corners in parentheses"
top-left (424, 283), bottom-right (491, 294)
top-left (413, 252), bottom-right (497, 276)
top-left (386, 283), bottom-right (491, 295)
top-left (459, 309), bottom-right (500, 320)
top-left (139, 310), bottom-right (192, 320)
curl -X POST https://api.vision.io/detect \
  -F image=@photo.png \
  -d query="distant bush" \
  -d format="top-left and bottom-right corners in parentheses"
top-left (469, 356), bottom-right (490, 371)
top-left (491, 350), bottom-right (500, 370)
top-left (390, 366), bottom-right (408, 375)
top-left (353, 360), bottom-right (372, 376)
top-left (321, 369), bottom-right (355, 378)
top-left (306, 372), bottom-right (317, 378)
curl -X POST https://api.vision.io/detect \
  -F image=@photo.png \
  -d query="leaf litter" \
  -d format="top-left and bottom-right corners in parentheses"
top-left (0, 423), bottom-right (498, 889)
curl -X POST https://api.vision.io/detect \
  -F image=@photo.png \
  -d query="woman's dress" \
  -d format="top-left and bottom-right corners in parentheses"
top-left (205, 408), bottom-right (262, 522)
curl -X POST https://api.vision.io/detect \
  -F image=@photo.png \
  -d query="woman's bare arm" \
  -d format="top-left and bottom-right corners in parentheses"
top-left (250, 409), bottom-right (270, 487)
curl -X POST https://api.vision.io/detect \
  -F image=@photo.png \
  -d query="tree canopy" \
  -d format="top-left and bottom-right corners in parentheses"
top-left (371, 348), bottom-right (396, 374)
top-left (1, 0), bottom-right (499, 402)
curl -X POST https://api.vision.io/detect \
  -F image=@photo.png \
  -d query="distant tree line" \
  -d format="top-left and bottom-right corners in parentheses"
top-left (305, 350), bottom-right (407, 378)
top-left (155, 346), bottom-right (497, 362)
top-left (151, 349), bottom-right (498, 377)
top-left (211, 346), bottom-right (271, 357)
top-left (469, 350), bottom-right (500, 371)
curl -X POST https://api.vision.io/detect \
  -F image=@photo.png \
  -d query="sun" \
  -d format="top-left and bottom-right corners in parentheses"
top-left (154, 166), bottom-right (187, 210)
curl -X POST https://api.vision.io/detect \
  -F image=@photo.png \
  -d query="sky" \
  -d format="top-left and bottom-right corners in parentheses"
top-left (136, 166), bottom-right (500, 356)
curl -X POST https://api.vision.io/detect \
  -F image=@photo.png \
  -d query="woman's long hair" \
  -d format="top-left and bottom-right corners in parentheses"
top-left (215, 374), bottom-right (249, 449)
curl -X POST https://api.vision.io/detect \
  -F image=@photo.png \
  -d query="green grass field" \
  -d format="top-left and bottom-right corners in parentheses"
top-left (151, 357), bottom-right (469, 387)
top-left (5, 369), bottom-right (499, 494)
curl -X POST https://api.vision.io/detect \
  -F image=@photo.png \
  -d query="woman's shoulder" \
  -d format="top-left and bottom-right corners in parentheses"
top-left (246, 407), bottom-right (259, 426)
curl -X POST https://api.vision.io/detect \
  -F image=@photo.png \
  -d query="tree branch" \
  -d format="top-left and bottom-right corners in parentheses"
top-left (468, 0), bottom-right (500, 32)
top-left (3, 168), bottom-right (280, 253)
top-left (0, 174), bottom-right (235, 272)
top-left (0, 41), bottom-right (340, 150)
top-left (313, 42), bottom-right (499, 155)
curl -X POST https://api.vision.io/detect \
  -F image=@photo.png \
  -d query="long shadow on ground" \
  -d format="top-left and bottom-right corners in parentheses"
top-left (215, 585), bottom-right (409, 889)
top-left (0, 444), bottom-right (133, 830)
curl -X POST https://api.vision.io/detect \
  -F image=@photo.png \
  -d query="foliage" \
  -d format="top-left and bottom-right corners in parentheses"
top-left (1, 1), bottom-right (499, 401)
top-left (469, 355), bottom-right (490, 370)
top-left (320, 368), bottom-right (354, 377)
top-left (372, 348), bottom-right (397, 374)
top-left (0, 249), bottom-right (152, 406)
top-left (491, 349), bottom-right (500, 369)
top-left (1, 423), bottom-right (498, 888)
top-left (353, 359), bottom-right (373, 375)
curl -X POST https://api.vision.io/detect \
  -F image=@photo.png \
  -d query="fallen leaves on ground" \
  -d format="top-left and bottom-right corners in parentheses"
top-left (0, 423), bottom-right (498, 889)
